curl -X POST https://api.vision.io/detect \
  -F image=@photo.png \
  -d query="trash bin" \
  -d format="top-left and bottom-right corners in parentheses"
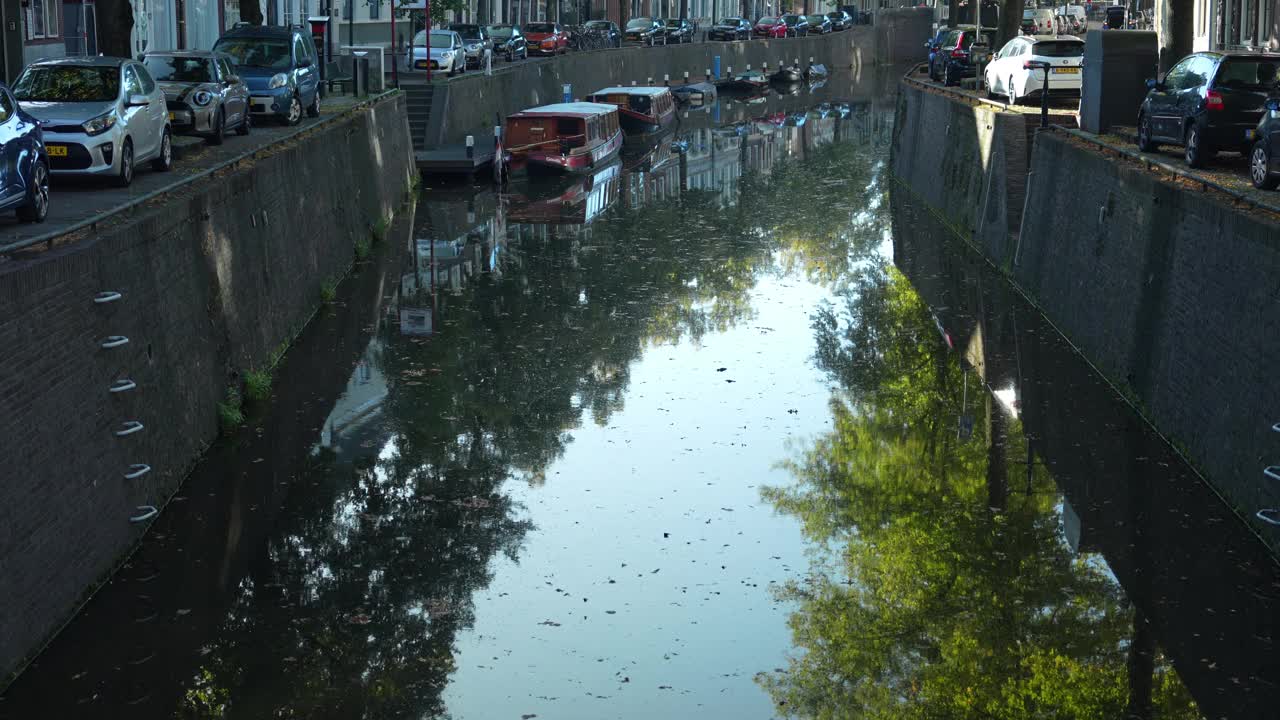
top-left (351, 52), bottom-right (370, 97)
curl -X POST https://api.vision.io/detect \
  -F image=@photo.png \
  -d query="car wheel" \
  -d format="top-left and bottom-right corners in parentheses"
top-left (15, 160), bottom-right (49, 223)
top-left (507, 49), bottom-right (514, 61)
top-left (984, 75), bottom-right (998, 99)
top-left (1135, 113), bottom-right (1157, 152)
top-left (1250, 142), bottom-right (1279, 190)
top-left (285, 94), bottom-right (303, 125)
top-left (1007, 77), bottom-right (1018, 105)
top-left (207, 108), bottom-right (226, 145)
top-left (152, 127), bottom-right (173, 172)
top-left (114, 138), bottom-right (134, 187)
top-left (237, 109), bottom-right (252, 136)
top-left (1184, 123), bottom-right (1210, 168)
top-left (308, 89), bottom-right (321, 117)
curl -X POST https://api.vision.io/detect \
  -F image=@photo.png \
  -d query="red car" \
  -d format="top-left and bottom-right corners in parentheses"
top-left (523, 22), bottom-right (568, 55)
top-left (753, 16), bottom-right (787, 38)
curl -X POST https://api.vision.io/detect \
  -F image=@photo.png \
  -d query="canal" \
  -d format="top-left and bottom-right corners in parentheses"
top-left (1, 76), bottom-right (1276, 720)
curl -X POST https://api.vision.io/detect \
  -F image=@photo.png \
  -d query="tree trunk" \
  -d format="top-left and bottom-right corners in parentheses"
top-left (948, 0), bottom-right (960, 26)
top-left (997, 0), bottom-right (1023, 48)
top-left (95, 0), bottom-right (135, 58)
top-left (679, 0), bottom-right (686, 19)
top-left (1155, 0), bottom-right (1193, 74)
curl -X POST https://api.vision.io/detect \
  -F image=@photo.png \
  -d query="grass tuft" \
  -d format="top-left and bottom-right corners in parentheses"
top-left (244, 368), bottom-right (273, 402)
top-left (217, 386), bottom-right (244, 433)
top-left (320, 278), bottom-right (338, 303)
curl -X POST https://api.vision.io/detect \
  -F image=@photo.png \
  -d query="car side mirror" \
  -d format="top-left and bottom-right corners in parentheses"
top-left (1266, 98), bottom-right (1280, 111)
top-left (1146, 78), bottom-right (1164, 91)
top-left (225, 75), bottom-right (240, 85)
top-left (127, 94), bottom-right (150, 107)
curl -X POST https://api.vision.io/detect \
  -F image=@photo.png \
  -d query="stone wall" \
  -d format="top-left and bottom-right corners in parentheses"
top-left (1012, 129), bottom-right (1280, 527)
top-left (0, 92), bottom-right (415, 682)
top-left (890, 78), bottom-right (1031, 261)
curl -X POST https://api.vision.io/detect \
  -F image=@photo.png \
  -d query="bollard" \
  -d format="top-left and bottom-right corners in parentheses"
top-left (727, 65), bottom-right (733, 76)
top-left (493, 125), bottom-right (504, 184)
top-left (664, 73), bottom-right (669, 86)
top-left (562, 83), bottom-right (572, 102)
top-left (465, 135), bottom-right (474, 159)
top-left (705, 68), bottom-right (711, 81)
top-left (684, 70), bottom-right (690, 83)
top-left (713, 55), bottom-right (721, 78)
top-left (647, 76), bottom-right (653, 85)
top-left (631, 79), bottom-right (637, 85)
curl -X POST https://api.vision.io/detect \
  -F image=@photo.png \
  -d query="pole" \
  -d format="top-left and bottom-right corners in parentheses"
top-left (391, 1), bottom-right (399, 87)
top-left (1038, 63), bottom-right (1049, 127)
top-left (426, 0), bottom-right (433, 81)
top-left (348, 0), bottom-right (355, 52)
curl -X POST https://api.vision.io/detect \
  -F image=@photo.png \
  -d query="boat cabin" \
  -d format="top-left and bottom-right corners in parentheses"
top-left (585, 86), bottom-right (675, 121)
top-left (505, 102), bottom-right (621, 156)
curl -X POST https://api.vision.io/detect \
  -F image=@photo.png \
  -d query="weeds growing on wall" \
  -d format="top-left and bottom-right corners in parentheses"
top-left (217, 386), bottom-right (244, 433)
top-left (243, 368), bottom-right (273, 402)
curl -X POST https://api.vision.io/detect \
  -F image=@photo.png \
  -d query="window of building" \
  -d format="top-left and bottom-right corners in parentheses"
top-left (370, 0), bottom-right (381, 20)
top-left (343, 0), bottom-right (353, 19)
top-left (27, 0), bottom-right (60, 39)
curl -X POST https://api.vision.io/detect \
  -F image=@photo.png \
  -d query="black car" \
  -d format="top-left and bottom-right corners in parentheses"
top-left (781, 14), bottom-right (809, 36)
top-left (1103, 5), bottom-right (1126, 29)
top-left (1249, 94), bottom-right (1280, 188)
top-left (826, 10), bottom-right (853, 30)
top-left (583, 20), bottom-right (621, 47)
top-left (708, 17), bottom-right (751, 40)
top-left (928, 28), bottom-right (991, 86)
top-left (661, 17), bottom-right (695, 43)
top-left (486, 24), bottom-right (528, 61)
top-left (805, 14), bottom-right (832, 33)
top-left (1137, 52), bottom-right (1280, 168)
top-left (625, 17), bottom-right (666, 45)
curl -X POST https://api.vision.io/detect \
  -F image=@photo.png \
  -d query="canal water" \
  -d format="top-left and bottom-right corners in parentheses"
top-left (2, 77), bottom-right (1277, 720)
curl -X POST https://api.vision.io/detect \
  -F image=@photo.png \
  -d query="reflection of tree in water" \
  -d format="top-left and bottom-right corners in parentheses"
top-left (760, 267), bottom-right (1199, 719)
top-left (172, 126), bottom-right (894, 719)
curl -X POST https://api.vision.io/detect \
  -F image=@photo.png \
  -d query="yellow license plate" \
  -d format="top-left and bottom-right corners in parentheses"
top-left (47, 145), bottom-right (68, 157)
top-left (415, 60), bottom-right (428, 68)
top-left (1053, 67), bottom-right (1080, 74)
top-left (168, 112), bottom-right (175, 120)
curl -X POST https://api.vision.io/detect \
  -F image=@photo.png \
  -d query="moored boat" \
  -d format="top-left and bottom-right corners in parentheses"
top-left (504, 102), bottom-right (624, 174)
top-left (770, 65), bottom-right (803, 84)
top-left (715, 69), bottom-right (768, 93)
top-left (584, 86), bottom-right (676, 136)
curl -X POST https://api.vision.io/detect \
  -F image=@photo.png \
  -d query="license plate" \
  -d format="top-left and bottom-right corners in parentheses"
top-left (168, 112), bottom-right (175, 120)
top-left (1053, 67), bottom-right (1079, 74)
top-left (415, 60), bottom-right (428, 68)
top-left (47, 144), bottom-right (68, 157)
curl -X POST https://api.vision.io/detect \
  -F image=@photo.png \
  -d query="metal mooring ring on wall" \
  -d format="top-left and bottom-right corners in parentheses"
top-left (124, 464), bottom-right (151, 480)
top-left (94, 291), bottom-right (123, 304)
top-left (100, 336), bottom-right (130, 349)
top-left (130, 505), bottom-right (158, 523)
top-left (115, 421), bottom-right (145, 437)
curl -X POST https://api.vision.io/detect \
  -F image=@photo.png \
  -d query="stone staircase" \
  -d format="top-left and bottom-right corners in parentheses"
top-left (402, 82), bottom-right (434, 152)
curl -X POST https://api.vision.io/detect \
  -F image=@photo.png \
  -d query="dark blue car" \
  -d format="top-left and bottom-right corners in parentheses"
top-left (0, 82), bottom-right (49, 223)
top-left (213, 25), bottom-right (321, 126)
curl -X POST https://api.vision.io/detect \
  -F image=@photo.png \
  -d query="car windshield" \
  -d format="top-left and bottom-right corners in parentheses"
top-left (827, 11), bottom-right (843, 17)
top-left (1032, 41), bottom-right (1084, 57)
top-left (487, 25), bottom-right (514, 38)
top-left (144, 56), bottom-right (214, 82)
top-left (213, 38), bottom-right (291, 69)
top-left (1216, 58), bottom-right (1280, 89)
top-left (1022, 9), bottom-right (1037, 18)
top-left (413, 32), bottom-right (454, 48)
top-left (12, 65), bottom-right (120, 102)
top-left (807, 15), bottom-right (825, 22)
top-left (524, 23), bottom-right (556, 33)
top-left (759, 16), bottom-right (778, 23)
top-left (664, 19), bottom-right (681, 27)
top-left (451, 25), bottom-right (483, 39)
top-left (721, 17), bottom-right (743, 24)
top-left (585, 21), bottom-right (610, 29)
top-left (783, 15), bottom-right (801, 24)
top-left (626, 18), bottom-right (652, 29)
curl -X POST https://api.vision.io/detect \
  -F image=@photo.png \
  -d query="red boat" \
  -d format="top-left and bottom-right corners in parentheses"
top-left (584, 86), bottom-right (676, 137)
top-left (505, 102), bottom-right (624, 174)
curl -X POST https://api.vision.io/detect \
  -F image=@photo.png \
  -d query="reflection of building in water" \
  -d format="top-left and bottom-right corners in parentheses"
top-left (316, 338), bottom-right (388, 455)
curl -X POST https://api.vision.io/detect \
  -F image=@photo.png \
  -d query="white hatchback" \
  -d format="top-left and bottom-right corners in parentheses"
top-left (13, 56), bottom-right (172, 187)
top-left (984, 35), bottom-right (1085, 104)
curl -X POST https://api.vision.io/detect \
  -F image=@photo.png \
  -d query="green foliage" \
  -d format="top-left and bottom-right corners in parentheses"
top-left (216, 386), bottom-right (243, 432)
top-left (370, 214), bottom-right (391, 244)
top-left (354, 237), bottom-right (372, 260)
top-left (243, 368), bottom-right (272, 402)
top-left (320, 277), bottom-right (338, 303)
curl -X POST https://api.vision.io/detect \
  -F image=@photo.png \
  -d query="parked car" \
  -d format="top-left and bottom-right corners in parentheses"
top-left (929, 28), bottom-right (992, 86)
top-left (782, 14), bottom-right (810, 36)
top-left (1103, 5), bottom-right (1126, 29)
top-left (487, 24), bottom-right (529, 61)
top-left (449, 24), bottom-right (494, 68)
top-left (625, 17), bottom-right (667, 45)
top-left (1137, 52), bottom-right (1280, 168)
top-left (143, 51), bottom-right (249, 145)
top-left (12, 56), bottom-right (172, 187)
top-left (827, 10), bottom-right (853, 30)
top-left (1249, 94), bottom-right (1280, 189)
top-left (0, 82), bottom-right (49, 222)
top-left (983, 35), bottom-right (1084, 103)
top-left (754, 16), bottom-right (788, 38)
top-left (1055, 5), bottom-right (1087, 33)
top-left (407, 30), bottom-right (466, 75)
top-left (1021, 7), bottom-right (1055, 34)
top-left (660, 17), bottom-right (695, 43)
top-left (805, 14), bottom-right (832, 34)
top-left (213, 25), bottom-right (320, 125)
top-left (925, 26), bottom-right (952, 66)
top-left (583, 19), bottom-right (622, 47)
top-left (524, 22), bottom-right (569, 55)
top-left (708, 17), bottom-right (751, 40)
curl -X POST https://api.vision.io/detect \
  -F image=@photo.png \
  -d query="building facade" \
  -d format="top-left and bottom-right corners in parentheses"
top-left (1193, 0), bottom-right (1280, 51)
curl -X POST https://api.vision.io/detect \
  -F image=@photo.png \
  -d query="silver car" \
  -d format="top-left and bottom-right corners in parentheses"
top-left (13, 56), bottom-right (172, 187)
top-left (448, 24), bottom-right (494, 69)
top-left (409, 30), bottom-right (467, 76)
top-left (143, 51), bottom-right (250, 145)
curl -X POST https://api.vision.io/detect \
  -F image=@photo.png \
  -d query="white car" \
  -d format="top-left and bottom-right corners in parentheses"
top-left (1021, 8), bottom-right (1056, 34)
top-left (409, 30), bottom-right (466, 76)
top-left (13, 56), bottom-right (172, 187)
top-left (984, 35), bottom-right (1084, 104)
top-left (1056, 5), bottom-right (1087, 32)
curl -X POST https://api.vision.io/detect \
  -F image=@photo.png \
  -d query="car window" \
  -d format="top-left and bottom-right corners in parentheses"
top-left (1215, 58), bottom-right (1280, 89)
top-left (215, 37), bottom-right (292, 70)
top-left (0, 91), bottom-right (12, 123)
top-left (218, 58), bottom-right (235, 80)
top-left (124, 66), bottom-right (144, 96)
top-left (1032, 41), bottom-right (1083, 57)
top-left (1182, 55), bottom-right (1216, 91)
top-left (1163, 57), bottom-right (1191, 90)
top-left (942, 30), bottom-right (961, 47)
top-left (135, 64), bottom-right (157, 92)
top-left (292, 35), bottom-right (308, 64)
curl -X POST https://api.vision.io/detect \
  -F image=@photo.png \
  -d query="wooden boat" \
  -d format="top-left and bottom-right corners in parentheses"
top-left (504, 102), bottom-right (624, 174)
top-left (670, 82), bottom-right (717, 105)
top-left (715, 69), bottom-right (768, 93)
top-left (584, 86), bottom-right (676, 136)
